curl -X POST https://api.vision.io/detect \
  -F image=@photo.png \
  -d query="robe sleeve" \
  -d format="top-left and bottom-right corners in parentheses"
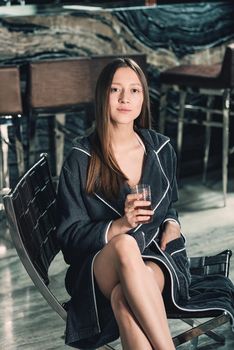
top-left (56, 162), bottom-right (111, 265)
top-left (162, 144), bottom-right (180, 227)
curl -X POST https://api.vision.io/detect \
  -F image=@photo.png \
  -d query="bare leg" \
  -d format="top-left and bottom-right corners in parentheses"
top-left (93, 234), bottom-right (175, 350)
top-left (111, 283), bottom-right (153, 350)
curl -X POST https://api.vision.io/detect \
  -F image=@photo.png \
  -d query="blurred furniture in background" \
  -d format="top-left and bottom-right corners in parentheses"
top-left (25, 57), bottom-right (93, 176)
top-left (0, 66), bottom-right (24, 203)
top-left (4, 153), bottom-right (232, 350)
top-left (159, 43), bottom-right (234, 206)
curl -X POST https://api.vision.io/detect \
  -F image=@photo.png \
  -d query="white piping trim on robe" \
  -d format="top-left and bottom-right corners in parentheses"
top-left (72, 146), bottom-right (91, 157)
top-left (94, 193), bottom-right (122, 217)
top-left (91, 251), bottom-right (101, 333)
top-left (104, 220), bottom-right (113, 244)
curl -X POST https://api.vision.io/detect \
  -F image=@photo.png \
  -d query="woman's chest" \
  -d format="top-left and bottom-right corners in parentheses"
top-left (115, 146), bottom-right (145, 187)
top-left (84, 153), bottom-right (172, 220)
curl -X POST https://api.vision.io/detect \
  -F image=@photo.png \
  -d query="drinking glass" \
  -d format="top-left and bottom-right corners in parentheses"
top-left (130, 184), bottom-right (152, 223)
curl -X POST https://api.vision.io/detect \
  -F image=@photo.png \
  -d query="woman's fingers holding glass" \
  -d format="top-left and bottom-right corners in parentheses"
top-left (125, 212), bottom-right (151, 228)
top-left (134, 215), bottom-right (152, 224)
top-left (126, 192), bottom-right (142, 203)
top-left (133, 199), bottom-right (151, 209)
top-left (125, 186), bottom-right (153, 226)
top-left (126, 194), bottom-right (150, 207)
top-left (124, 203), bottom-right (153, 227)
top-left (134, 207), bottom-right (154, 216)
top-left (134, 207), bottom-right (154, 224)
top-left (123, 208), bottom-right (138, 228)
top-left (125, 194), bottom-right (142, 213)
top-left (125, 199), bottom-right (151, 214)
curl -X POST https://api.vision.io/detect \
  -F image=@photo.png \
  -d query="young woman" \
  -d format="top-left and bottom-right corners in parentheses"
top-left (56, 58), bottom-right (193, 349)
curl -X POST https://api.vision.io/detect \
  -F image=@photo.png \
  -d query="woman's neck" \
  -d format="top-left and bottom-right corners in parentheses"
top-left (110, 125), bottom-right (137, 152)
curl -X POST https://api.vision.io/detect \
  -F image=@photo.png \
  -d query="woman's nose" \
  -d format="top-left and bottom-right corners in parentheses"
top-left (119, 90), bottom-right (130, 103)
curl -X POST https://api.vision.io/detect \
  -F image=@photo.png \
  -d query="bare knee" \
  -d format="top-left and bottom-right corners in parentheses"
top-left (93, 235), bottom-right (140, 299)
top-left (110, 234), bottom-right (140, 267)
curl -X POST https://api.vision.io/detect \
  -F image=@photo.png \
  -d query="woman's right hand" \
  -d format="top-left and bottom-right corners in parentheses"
top-left (123, 193), bottom-right (153, 229)
top-left (107, 193), bottom-right (153, 242)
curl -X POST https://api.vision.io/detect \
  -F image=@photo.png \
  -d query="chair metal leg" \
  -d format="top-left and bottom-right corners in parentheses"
top-left (158, 84), bottom-right (169, 133)
top-left (222, 89), bottom-right (231, 207)
top-left (55, 113), bottom-right (66, 177)
top-left (182, 317), bottom-right (226, 344)
top-left (47, 115), bottom-right (57, 176)
top-left (15, 137), bottom-right (25, 177)
top-left (0, 127), bottom-right (3, 190)
top-left (203, 95), bottom-right (214, 184)
top-left (177, 89), bottom-right (187, 176)
top-left (13, 116), bottom-right (25, 177)
top-left (28, 111), bottom-right (37, 168)
top-left (0, 124), bottom-right (10, 190)
top-left (173, 313), bottom-right (229, 348)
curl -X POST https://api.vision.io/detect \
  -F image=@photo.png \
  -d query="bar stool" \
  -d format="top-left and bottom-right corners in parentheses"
top-left (26, 57), bottom-right (93, 176)
top-left (158, 43), bottom-right (234, 206)
top-left (0, 66), bottom-right (24, 198)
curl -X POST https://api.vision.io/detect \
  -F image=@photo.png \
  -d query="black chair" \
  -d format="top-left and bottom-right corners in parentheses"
top-left (3, 154), bottom-right (232, 349)
top-left (3, 154), bottom-right (66, 321)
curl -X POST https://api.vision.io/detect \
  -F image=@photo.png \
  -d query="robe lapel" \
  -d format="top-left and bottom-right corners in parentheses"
top-left (141, 147), bottom-right (170, 213)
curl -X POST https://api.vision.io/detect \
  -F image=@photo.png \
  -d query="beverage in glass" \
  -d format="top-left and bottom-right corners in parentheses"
top-left (130, 184), bottom-right (152, 223)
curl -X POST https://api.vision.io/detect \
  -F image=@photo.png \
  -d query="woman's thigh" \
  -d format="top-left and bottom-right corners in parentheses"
top-left (93, 234), bottom-right (140, 299)
top-left (94, 235), bottom-right (166, 300)
top-left (145, 260), bottom-right (165, 293)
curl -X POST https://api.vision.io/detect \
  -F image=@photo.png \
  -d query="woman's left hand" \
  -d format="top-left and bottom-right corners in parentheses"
top-left (160, 220), bottom-right (181, 251)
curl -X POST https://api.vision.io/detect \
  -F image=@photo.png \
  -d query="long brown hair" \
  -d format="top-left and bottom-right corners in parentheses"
top-left (86, 57), bottom-right (151, 199)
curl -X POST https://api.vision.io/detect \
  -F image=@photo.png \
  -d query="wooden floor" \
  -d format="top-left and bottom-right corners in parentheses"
top-left (0, 171), bottom-right (234, 350)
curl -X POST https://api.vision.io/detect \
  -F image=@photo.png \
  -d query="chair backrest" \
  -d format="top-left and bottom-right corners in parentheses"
top-left (0, 66), bottom-right (22, 114)
top-left (25, 54), bottom-right (147, 127)
top-left (220, 43), bottom-right (234, 87)
top-left (3, 154), bottom-right (67, 321)
top-left (189, 249), bottom-right (232, 278)
top-left (27, 54), bottom-right (147, 110)
top-left (28, 58), bottom-right (92, 109)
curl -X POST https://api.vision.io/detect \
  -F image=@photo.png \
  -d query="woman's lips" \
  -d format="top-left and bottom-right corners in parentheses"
top-left (117, 108), bottom-right (132, 112)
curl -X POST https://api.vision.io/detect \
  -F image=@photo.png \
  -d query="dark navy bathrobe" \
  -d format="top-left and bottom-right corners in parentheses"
top-left (57, 128), bottom-right (234, 349)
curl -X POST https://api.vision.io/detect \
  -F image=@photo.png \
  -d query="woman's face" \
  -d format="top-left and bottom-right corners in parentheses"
top-left (108, 67), bottom-right (144, 126)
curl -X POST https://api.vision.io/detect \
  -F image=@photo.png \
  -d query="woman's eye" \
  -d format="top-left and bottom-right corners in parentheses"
top-left (131, 88), bottom-right (141, 93)
top-left (110, 87), bottom-right (120, 93)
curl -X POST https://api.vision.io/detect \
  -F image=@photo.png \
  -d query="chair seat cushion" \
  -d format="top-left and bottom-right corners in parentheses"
top-left (160, 63), bottom-right (229, 89)
top-left (166, 273), bottom-right (234, 319)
